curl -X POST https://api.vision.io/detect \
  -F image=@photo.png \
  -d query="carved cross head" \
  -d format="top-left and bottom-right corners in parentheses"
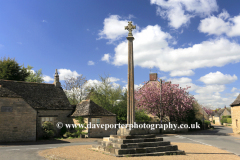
top-left (125, 21), bottom-right (136, 37)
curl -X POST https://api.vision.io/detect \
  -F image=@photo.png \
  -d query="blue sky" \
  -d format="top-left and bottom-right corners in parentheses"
top-left (1, 0), bottom-right (240, 109)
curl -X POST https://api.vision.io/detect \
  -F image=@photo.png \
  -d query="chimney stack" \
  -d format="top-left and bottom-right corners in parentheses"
top-left (54, 69), bottom-right (61, 87)
top-left (150, 73), bottom-right (158, 81)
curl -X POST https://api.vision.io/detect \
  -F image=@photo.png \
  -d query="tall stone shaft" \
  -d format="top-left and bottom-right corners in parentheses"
top-left (127, 36), bottom-right (135, 124)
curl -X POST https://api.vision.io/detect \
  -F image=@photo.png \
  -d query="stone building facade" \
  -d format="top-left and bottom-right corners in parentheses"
top-left (71, 100), bottom-right (116, 138)
top-left (230, 95), bottom-right (240, 134)
top-left (0, 69), bottom-right (74, 142)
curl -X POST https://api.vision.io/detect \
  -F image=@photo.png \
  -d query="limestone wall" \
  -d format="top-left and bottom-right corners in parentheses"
top-left (0, 97), bottom-right (37, 142)
top-left (231, 105), bottom-right (240, 134)
top-left (87, 116), bottom-right (116, 138)
top-left (37, 109), bottom-right (73, 138)
top-left (214, 116), bottom-right (221, 125)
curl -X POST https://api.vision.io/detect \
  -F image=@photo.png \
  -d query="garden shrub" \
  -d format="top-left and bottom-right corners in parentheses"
top-left (227, 118), bottom-right (232, 124)
top-left (213, 120), bottom-right (215, 124)
top-left (204, 120), bottom-right (210, 126)
top-left (64, 131), bottom-right (72, 138)
top-left (42, 121), bottom-right (55, 139)
top-left (60, 126), bottom-right (67, 137)
top-left (75, 116), bottom-right (87, 137)
top-left (222, 115), bottom-right (231, 119)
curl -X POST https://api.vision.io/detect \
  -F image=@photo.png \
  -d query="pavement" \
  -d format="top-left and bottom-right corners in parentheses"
top-left (0, 124), bottom-right (240, 160)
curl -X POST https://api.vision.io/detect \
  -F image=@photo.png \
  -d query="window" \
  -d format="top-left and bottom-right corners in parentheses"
top-left (42, 117), bottom-right (54, 125)
top-left (92, 118), bottom-right (100, 124)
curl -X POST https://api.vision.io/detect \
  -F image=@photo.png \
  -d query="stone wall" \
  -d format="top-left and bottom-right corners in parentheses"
top-left (231, 105), bottom-right (240, 134)
top-left (0, 97), bottom-right (37, 142)
top-left (37, 109), bottom-right (73, 138)
top-left (214, 116), bottom-right (221, 125)
top-left (88, 116), bottom-right (116, 138)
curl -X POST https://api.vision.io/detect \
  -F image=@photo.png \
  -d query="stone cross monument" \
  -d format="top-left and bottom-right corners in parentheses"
top-left (125, 21), bottom-right (136, 124)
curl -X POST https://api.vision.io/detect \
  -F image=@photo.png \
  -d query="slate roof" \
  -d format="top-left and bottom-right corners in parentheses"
top-left (214, 108), bottom-right (231, 117)
top-left (230, 94), bottom-right (240, 107)
top-left (0, 79), bottom-right (72, 110)
top-left (71, 100), bottom-right (116, 117)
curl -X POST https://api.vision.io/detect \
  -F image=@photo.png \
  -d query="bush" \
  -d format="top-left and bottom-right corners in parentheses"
top-left (64, 131), bottom-right (72, 138)
top-left (42, 121), bottom-right (55, 139)
top-left (60, 126), bottom-right (67, 137)
top-left (227, 118), bottom-right (232, 124)
top-left (204, 120), bottom-right (210, 126)
top-left (75, 116), bottom-right (87, 137)
top-left (213, 120), bottom-right (215, 124)
top-left (221, 118), bottom-right (231, 124)
top-left (222, 115), bottom-right (231, 119)
top-left (135, 109), bottom-right (151, 122)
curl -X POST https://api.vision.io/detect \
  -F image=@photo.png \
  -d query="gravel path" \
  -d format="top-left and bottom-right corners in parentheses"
top-left (38, 142), bottom-right (240, 160)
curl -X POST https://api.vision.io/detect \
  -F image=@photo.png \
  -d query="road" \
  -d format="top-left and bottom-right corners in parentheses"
top-left (0, 125), bottom-right (239, 160)
top-left (0, 141), bottom-right (98, 160)
top-left (159, 125), bottom-right (240, 157)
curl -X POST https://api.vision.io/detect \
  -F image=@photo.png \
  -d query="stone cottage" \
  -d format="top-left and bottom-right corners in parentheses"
top-left (0, 69), bottom-right (74, 142)
top-left (71, 99), bottom-right (116, 138)
top-left (212, 107), bottom-right (231, 125)
top-left (230, 95), bottom-right (240, 133)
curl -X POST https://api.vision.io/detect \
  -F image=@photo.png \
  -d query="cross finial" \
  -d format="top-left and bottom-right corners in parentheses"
top-left (125, 21), bottom-right (136, 37)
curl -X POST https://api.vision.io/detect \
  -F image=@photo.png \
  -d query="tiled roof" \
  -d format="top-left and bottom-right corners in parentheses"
top-left (71, 100), bottom-right (116, 117)
top-left (0, 79), bottom-right (72, 110)
top-left (230, 94), bottom-right (240, 107)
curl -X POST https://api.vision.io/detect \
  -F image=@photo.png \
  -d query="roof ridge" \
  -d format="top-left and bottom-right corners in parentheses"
top-left (0, 79), bottom-right (54, 85)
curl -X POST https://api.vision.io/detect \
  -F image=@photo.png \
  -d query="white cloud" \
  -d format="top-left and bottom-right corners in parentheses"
top-left (167, 77), bottom-right (198, 91)
top-left (199, 10), bottom-right (240, 37)
top-left (107, 77), bottom-right (120, 83)
top-left (199, 71), bottom-right (237, 85)
top-left (150, 0), bottom-right (218, 29)
top-left (231, 87), bottom-right (237, 92)
top-left (42, 20), bottom-right (47, 23)
top-left (159, 76), bottom-right (167, 80)
top-left (88, 61), bottom-right (95, 65)
top-left (0, 44), bottom-right (4, 48)
top-left (111, 21), bottom-right (240, 76)
top-left (122, 83), bottom-right (143, 92)
top-left (101, 54), bottom-right (111, 63)
top-left (85, 77), bottom-right (121, 90)
top-left (58, 69), bottom-right (81, 81)
top-left (43, 75), bottom-right (54, 82)
top-left (27, 69), bottom-right (35, 74)
top-left (113, 24), bottom-right (171, 67)
top-left (170, 70), bottom-right (194, 77)
top-left (167, 77), bottom-right (233, 108)
top-left (98, 15), bottom-right (129, 43)
top-left (195, 84), bottom-right (225, 94)
top-left (234, 92), bottom-right (239, 97)
top-left (17, 42), bottom-right (22, 45)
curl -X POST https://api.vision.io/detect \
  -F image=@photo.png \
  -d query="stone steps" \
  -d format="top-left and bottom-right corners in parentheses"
top-left (119, 150), bottom-right (186, 157)
top-left (110, 134), bottom-right (156, 139)
top-left (92, 144), bottom-right (180, 155)
top-left (98, 140), bottom-right (170, 149)
top-left (92, 132), bottom-right (185, 157)
top-left (108, 137), bottom-right (163, 144)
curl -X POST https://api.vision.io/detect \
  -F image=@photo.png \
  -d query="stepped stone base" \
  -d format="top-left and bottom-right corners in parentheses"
top-left (91, 128), bottom-right (185, 157)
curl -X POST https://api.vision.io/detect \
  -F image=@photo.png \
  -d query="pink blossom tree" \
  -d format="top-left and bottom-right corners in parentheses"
top-left (135, 79), bottom-right (195, 122)
top-left (202, 106), bottom-right (213, 115)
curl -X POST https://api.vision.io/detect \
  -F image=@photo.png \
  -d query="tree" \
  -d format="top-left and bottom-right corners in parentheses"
top-left (25, 65), bottom-right (44, 83)
top-left (135, 79), bottom-right (195, 122)
top-left (202, 106), bottom-right (213, 115)
top-left (86, 74), bottom-right (122, 111)
top-left (0, 56), bottom-right (30, 81)
top-left (62, 74), bottom-right (88, 105)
